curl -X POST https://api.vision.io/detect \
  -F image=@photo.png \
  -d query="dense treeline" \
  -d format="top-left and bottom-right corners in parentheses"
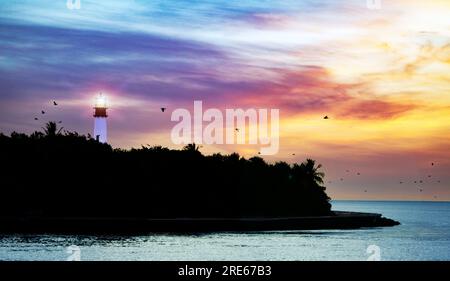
top-left (0, 122), bottom-right (331, 219)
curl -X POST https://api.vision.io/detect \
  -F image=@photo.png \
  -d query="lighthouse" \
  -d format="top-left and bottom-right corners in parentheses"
top-left (93, 93), bottom-right (108, 143)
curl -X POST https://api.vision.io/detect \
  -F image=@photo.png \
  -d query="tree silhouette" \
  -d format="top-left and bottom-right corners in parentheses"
top-left (183, 143), bottom-right (201, 152)
top-left (299, 159), bottom-right (325, 185)
top-left (42, 121), bottom-right (63, 137)
top-left (0, 125), bottom-right (332, 221)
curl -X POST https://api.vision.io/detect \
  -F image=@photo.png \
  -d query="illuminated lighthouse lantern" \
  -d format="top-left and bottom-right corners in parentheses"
top-left (93, 93), bottom-right (108, 143)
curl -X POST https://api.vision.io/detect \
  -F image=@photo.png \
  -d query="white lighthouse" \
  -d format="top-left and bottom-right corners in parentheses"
top-left (93, 93), bottom-right (108, 143)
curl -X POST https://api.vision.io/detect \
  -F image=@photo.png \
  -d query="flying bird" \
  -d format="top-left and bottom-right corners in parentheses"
top-left (323, 116), bottom-right (329, 119)
top-left (346, 170), bottom-right (350, 173)
top-left (235, 128), bottom-right (240, 132)
top-left (161, 107), bottom-right (166, 112)
top-left (53, 101), bottom-right (58, 106)
top-left (58, 121), bottom-right (62, 124)
top-left (399, 181), bottom-right (403, 184)
top-left (41, 110), bottom-right (45, 114)
top-left (292, 153), bottom-right (296, 156)
top-left (340, 178), bottom-right (344, 181)
top-left (34, 118), bottom-right (38, 121)
top-left (431, 162), bottom-right (434, 166)
top-left (364, 190), bottom-right (368, 193)
top-left (357, 172), bottom-right (361, 176)
top-left (419, 189), bottom-right (423, 192)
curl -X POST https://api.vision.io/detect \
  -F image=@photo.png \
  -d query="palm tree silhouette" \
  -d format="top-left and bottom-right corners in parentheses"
top-left (42, 121), bottom-right (63, 137)
top-left (298, 158), bottom-right (325, 185)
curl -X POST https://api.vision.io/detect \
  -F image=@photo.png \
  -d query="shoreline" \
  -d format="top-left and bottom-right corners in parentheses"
top-left (0, 211), bottom-right (399, 234)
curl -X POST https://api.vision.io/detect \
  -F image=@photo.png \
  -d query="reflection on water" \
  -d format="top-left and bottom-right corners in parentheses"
top-left (0, 201), bottom-right (449, 261)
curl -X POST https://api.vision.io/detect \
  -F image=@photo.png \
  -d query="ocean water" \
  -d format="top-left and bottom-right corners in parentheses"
top-left (0, 201), bottom-right (449, 261)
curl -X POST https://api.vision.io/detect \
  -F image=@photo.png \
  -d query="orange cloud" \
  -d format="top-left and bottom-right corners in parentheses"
top-left (336, 100), bottom-right (417, 120)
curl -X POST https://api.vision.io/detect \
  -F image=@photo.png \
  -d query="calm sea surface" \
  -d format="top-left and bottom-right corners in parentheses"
top-left (0, 201), bottom-right (449, 261)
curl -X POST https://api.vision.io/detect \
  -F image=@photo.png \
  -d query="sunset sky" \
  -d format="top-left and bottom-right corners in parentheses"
top-left (0, 0), bottom-right (449, 201)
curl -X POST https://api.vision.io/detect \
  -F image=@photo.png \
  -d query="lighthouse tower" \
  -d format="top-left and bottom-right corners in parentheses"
top-left (93, 93), bottom-right (108, 143)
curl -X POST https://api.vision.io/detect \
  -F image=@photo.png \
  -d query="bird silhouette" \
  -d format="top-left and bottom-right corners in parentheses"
top-left (292, 153), bottom-right (296, 156)
top-left (161, 107), bottom-right (166, 112)
top-left (414, 181), bottom-right (417, 184)
top-left (340, 178), bottom-right (344, 181)
top-left (34, 118), bottom-right (38, 121)
top-left (364, 190), bottom-right (367, 193)
top-left (53, 101), bottom-right (58, 106)
top-left (346, 170), bottom-right (350, 173)
top-left (58, 121), bottom-right (62, 124)
top-left (437, 180), bottom-right (441, 183)
top-left (235, 128), bottom-right (240, 132)
top-left (428, 175), bottom-right (432, 178)
top-left (357, 172), bottom-right (361, 176)
top-left (419, 180), bottom-right (423, 183)
top-left (41, 110), bottom-right (45, 114)
top-left (431, 162), bottom-right (434, 166)
top-left (400, 181), bottom-right (403, 184)
top-left (419, 189), bottom-right (423, 192)
top-left (324, 116), bottom-right (329, 119)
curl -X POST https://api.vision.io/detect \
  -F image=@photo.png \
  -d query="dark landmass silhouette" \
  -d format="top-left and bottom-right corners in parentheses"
top-left (0, 122), bottom-right (399, 233)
